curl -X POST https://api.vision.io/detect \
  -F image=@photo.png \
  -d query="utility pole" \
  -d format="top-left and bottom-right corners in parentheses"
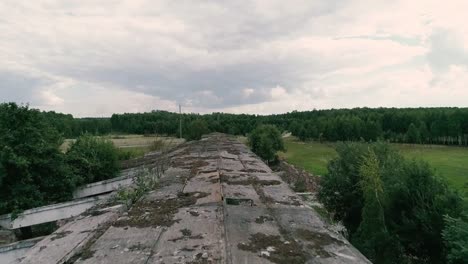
top-left (179, 104), bottom-right (182, 139)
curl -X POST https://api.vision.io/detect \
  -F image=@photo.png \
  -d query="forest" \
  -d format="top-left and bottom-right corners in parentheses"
top-left (47, 107), bottom-right (468, 147)
top-left (1, 103), bottom-right (467, 263)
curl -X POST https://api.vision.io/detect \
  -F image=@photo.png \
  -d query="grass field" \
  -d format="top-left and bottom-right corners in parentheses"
top-left (60, 134), bottom-right (184, 159)
top-left (279, 137), bottom-right (468, 203)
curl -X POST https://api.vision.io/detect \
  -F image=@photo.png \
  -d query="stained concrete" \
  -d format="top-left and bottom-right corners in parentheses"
top-left (16, 211), bottom-right (118, 264)
top-left (13, 133), bottom-right (370, 264)
top-left (0, 237), bottom-right (44, 264)
top-left (0, 195), bottom-right (111, 230)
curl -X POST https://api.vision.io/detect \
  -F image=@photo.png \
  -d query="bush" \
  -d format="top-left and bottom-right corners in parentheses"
top-left (0, 103), bottom-right (76, 215)
top-left (443, 214), bottom-right (468, 264)
top-left (149, 139), bottom-right (165, 151)
top-left (318, 141), bottom-right (463, 263)
top-left (248, 125), bottom-right (285, 163)
top-left (184, 119), bottom-right (210, 141)
top-left (66, 134), bottom-right (119, 185)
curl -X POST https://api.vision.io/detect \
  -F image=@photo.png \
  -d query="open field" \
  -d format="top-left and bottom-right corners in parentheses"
top-left (60, 134), bottom-right (184, 159)
top-left (279, 137), bottom-right (468, 203)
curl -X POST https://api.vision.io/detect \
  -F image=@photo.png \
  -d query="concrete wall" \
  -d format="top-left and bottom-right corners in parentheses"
top-left (0, 195), bottom-right (109, 230)
top-left (0, 168), bottom-right (138, 230)
top-left (72, 174), bottom-right (133, 199)
top-left (0, 237), bottom-right (44, 264)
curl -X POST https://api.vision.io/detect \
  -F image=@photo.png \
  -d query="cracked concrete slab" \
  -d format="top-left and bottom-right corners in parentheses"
top-left (149, 205), bottom-right (225, 263)
top-left (14, 133), bottom-right (370, 264)
top-left (75, 226), bottom-right (163, 264)
top-left (16, 211), bottom-right (118, 264)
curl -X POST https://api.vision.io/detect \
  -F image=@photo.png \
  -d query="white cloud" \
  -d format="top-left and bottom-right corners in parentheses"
top-left (0, 0), bottom-right (467, 116)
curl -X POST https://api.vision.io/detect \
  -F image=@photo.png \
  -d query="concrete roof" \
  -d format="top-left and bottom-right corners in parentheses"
top-left (14, 133), bottom-right (370, 264)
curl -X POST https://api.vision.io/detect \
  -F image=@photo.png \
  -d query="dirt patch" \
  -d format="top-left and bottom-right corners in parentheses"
top-left (254, 215), bottom-right (274, 224)
top-left (181, 246), bottom-right (197, 252)
top-left (171, 157), bottom-right (198, 169)
top-left (190, 160), bottom-right (210, 176)
top-left (200, 169), bottom-right (218, 174)
top-left (187, 252), bottom-right (211, 264)
top-left (168, 228), bottom-right (204, 242)
top-left (128, 242), bottom-right (150, 251)
top-left (50, 230), bottom-right (73, 241)
top-left (77, 249), bottom-right (96, 261)
top-left (181, 228), bottom-right (192, 236)
top-left (81, 206), bottom-right (110, 217)
top-left (225, 198), bottom-right (254, 206)
top-left (220, 174), bottom-right (281, 186)
top-left (272, 196), bottom-right (302, 206)
top-left (208, 178), bottom-right (219, 183)
top-left (0, 230), bottom-right (16, 245)
top-left (221, 156), bottom-right (237, 160)
top-left (225, 148), bottom-right (241, 156)
top-left (296, 228), bottom-right (344, 258)
top-left (65, 223), bottom-right (111, 264)
top-left (114, 192), bottom-right (209, 228)
top-left (237, 233), bottom-right (307, 264)
top-left (189, 211), bottom-right (200, 217)
top-left (253, 185), bottom-right (274, 204)
top-left (272, 160), bottom-right (320, 193)
top-left (240, 168), bottom-right (268, 173)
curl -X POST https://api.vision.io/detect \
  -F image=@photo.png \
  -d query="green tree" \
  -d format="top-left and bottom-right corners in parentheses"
top-left (419, 121), bottom-right (431, 143)
top-left (443, 214), bottom-right (468, 264)
top-left (248, 125), bottom-right (285, 163)
top-left (184, 119), bottom-right (210, 141)
top-left (66, 134), bottom-right (119, 185)
top-left (352, 150), bottom-right (401, 263)
top-left (319, 141), bottom-right (463, 263)
top-left (406, 123), bottom-right (421, 143)
top-left (0, 103), bottom-right (76, 215)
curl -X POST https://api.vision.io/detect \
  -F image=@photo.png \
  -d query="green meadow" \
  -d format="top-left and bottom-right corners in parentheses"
top-left (279, 137), bottom-right (468, 204)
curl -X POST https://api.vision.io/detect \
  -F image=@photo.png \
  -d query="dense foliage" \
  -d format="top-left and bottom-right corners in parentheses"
top-left (40, 107), bottom-right (468, 147)
top-left (0, 103), bottom-right (119, 215)
top-left (184, 119), bottom-right (210, 141)
top-left (42, 111), bottom-right (111, 138)
top-left (0, 103), bottom-right (76, 215)
top-left (443, 214), bottom-right (468, 264)
top-left (318, 142), bottom-right (464, 263)
top-left (66, 134), bottom-right (119, 185)
top-left (248, 125), bottom-right (285, 163)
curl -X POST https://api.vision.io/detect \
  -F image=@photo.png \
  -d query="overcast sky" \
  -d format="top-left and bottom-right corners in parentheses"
top-left (1, 1), bottom-right (467, 117)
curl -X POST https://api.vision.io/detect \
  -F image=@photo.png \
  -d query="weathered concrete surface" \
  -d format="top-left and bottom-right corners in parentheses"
top-left (16, 211), bottom-right (118, 264)
top-left (0, 229), bottom-right (16, 245)
top-left (0, 237), bottom-right (44, 264)
top-left (0, 195), bottom-right (110, 230)
top-left (15, 133), bottom-right (370, 264)
top-left (73, 174), bottom-right (133, 199)
top-left (0, 169), bottom-right (137, 231)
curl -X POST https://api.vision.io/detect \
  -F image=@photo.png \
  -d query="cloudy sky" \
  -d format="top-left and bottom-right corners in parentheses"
top-left (1, 1), bottom-right (467, 117)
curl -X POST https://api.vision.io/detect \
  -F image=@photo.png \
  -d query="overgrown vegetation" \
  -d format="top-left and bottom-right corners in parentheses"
top-left (248, 125), bottom-right (285, 164)
top-left (280, 137), bottom-right (468, 205)
top-left (443, 213), bottom-right (468, 264)
top-left (318, 141), bottom-right (466, 263)
top-left (114, 167), bottom-right (162, 205)
top-left (66, 134), bottom-right (119, 185)
top-left (184, 119), bottom-right (209, 141)
top-left (0, 103), bottom-right (120, 215)
top-left (0, 103), bottom-right (76, 215)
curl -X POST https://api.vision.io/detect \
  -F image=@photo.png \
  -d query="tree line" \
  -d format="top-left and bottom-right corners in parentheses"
top-left (46, 107), bottom-right (468, 146)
